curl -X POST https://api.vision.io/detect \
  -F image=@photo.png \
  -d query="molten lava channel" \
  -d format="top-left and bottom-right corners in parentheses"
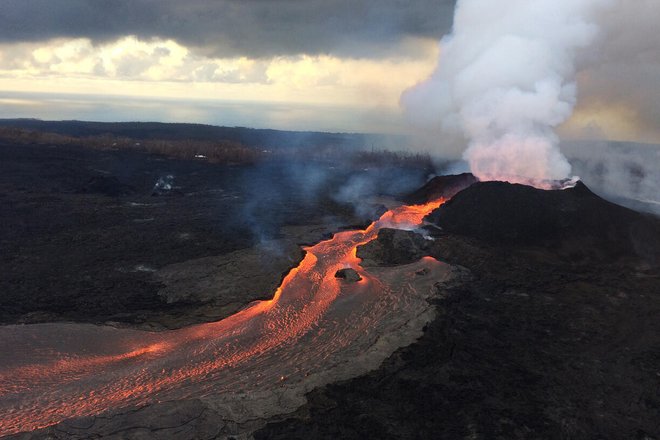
top-left (0, 199), bottom-right (445, 436)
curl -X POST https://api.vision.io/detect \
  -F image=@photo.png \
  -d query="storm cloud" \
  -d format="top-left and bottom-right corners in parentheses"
top-left (0, 0), bottom-right (456, 58)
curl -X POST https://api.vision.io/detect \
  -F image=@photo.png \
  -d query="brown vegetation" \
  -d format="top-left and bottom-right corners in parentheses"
top-left (0, 126), bottom-right (433, 170)
top-left (0, 127), bottom-right (263, 164)
top-left (350, 149), bottom-right (434, 170)
top-left (282, 144), bottom-right (435, 171)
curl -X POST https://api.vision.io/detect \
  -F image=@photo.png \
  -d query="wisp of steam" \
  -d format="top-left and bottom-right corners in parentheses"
top-left (403, 0), bottom-right (612, 188)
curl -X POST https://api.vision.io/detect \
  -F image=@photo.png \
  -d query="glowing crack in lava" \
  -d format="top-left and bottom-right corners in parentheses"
top-left (0, 199), bottom-right (445, 436)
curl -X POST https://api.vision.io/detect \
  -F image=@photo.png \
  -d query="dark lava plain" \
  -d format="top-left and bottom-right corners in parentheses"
top-left (0, 141), bottom-right (425, 328)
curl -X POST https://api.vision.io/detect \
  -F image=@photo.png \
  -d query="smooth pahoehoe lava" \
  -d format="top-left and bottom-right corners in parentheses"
top-left (0, 199), bottom-right (446, 436)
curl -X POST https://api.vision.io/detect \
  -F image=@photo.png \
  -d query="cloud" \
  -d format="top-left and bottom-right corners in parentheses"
top-left (559, 0), bottom-right (660, 144)
top-left (0, 37), bottom-right (272, 84)
top-left (0, 36), bottom-right (439, 114)
top-left (0, 0), bottom-right (455, 58)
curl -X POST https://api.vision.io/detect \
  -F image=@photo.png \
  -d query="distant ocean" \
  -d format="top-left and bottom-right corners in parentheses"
top-left (0, 91), bottom-right (405, 135)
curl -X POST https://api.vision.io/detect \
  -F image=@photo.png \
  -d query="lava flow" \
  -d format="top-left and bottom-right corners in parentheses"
top-left (0, 198), bottom-right (445, 436)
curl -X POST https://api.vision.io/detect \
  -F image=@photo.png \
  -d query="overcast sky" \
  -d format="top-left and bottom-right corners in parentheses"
top-left (0, 0), bottom-right (658, 145)
top-left (0, 0), bottom-right (455, 57)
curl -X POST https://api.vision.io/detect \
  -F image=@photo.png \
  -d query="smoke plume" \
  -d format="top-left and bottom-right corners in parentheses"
top-left (403, 0), bottom-right (612, 187)
top-left (563, 140), bottom-right (660, 215)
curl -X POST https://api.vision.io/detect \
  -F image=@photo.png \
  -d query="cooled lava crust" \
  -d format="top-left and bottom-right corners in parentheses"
top-left (428, 180), bottom-right (660, 265)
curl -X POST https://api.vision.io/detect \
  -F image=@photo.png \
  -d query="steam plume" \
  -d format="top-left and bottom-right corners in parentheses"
top-left (403, 0), bottom-right (612, 187)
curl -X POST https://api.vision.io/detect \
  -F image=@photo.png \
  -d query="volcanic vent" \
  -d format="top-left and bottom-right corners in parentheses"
top-left (427, 180), bottom-right (660, 265)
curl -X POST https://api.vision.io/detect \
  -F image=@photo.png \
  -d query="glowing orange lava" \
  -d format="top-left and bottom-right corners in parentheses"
top-left (0, 198), bottom-right (445, 436)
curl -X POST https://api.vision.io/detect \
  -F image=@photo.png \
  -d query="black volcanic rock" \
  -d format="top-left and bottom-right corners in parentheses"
top-left (404, 173), bottom-right (478, 204)
top-left (428, 181), bottom-right (660, 264)
top-left (80, 175), bottom-right (135, 197)
top-left (356, 228), bottom-right (430, 266)
top-left (334, 268), bottom-right (362, 282)
top-left (255, 180), bottom-right (660, 440)
top-left (256, 182), bottom-right (660, 440)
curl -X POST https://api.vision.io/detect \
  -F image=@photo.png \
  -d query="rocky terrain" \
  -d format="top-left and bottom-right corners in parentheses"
top-left (2, 140), bottom-right (659, 439)
top-left (429, 180), bottom-right (660, 263)
top-left (0, 141), bottom-right (423, 329)
top-left (256, 178), bottom-right (660, 440)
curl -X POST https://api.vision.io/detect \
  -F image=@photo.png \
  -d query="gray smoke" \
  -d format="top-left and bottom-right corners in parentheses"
top-left (563, 140), bottom-right (660, 215)
top-left (402, 0), bottom-right (613, 187)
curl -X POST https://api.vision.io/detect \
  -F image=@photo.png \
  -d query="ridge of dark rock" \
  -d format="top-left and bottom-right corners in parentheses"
top-left (334, 268), bottom-right (362, 282)
top-left (356, 228), bottom-right (430, 267)
top-left (428, 180), bottom-right (660, 265)
top-left (404, 173), bottom-right (478, 204)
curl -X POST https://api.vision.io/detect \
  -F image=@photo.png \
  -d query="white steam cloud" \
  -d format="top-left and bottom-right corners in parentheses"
top-left (403, 0), bottom-right (612, 187)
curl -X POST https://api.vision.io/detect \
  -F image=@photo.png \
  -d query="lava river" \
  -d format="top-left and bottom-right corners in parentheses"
top-left (0, 199), bottom-right (446, 436)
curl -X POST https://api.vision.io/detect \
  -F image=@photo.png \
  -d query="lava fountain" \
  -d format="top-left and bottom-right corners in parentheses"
top-left (0, 199), bottom-right (447, 436)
